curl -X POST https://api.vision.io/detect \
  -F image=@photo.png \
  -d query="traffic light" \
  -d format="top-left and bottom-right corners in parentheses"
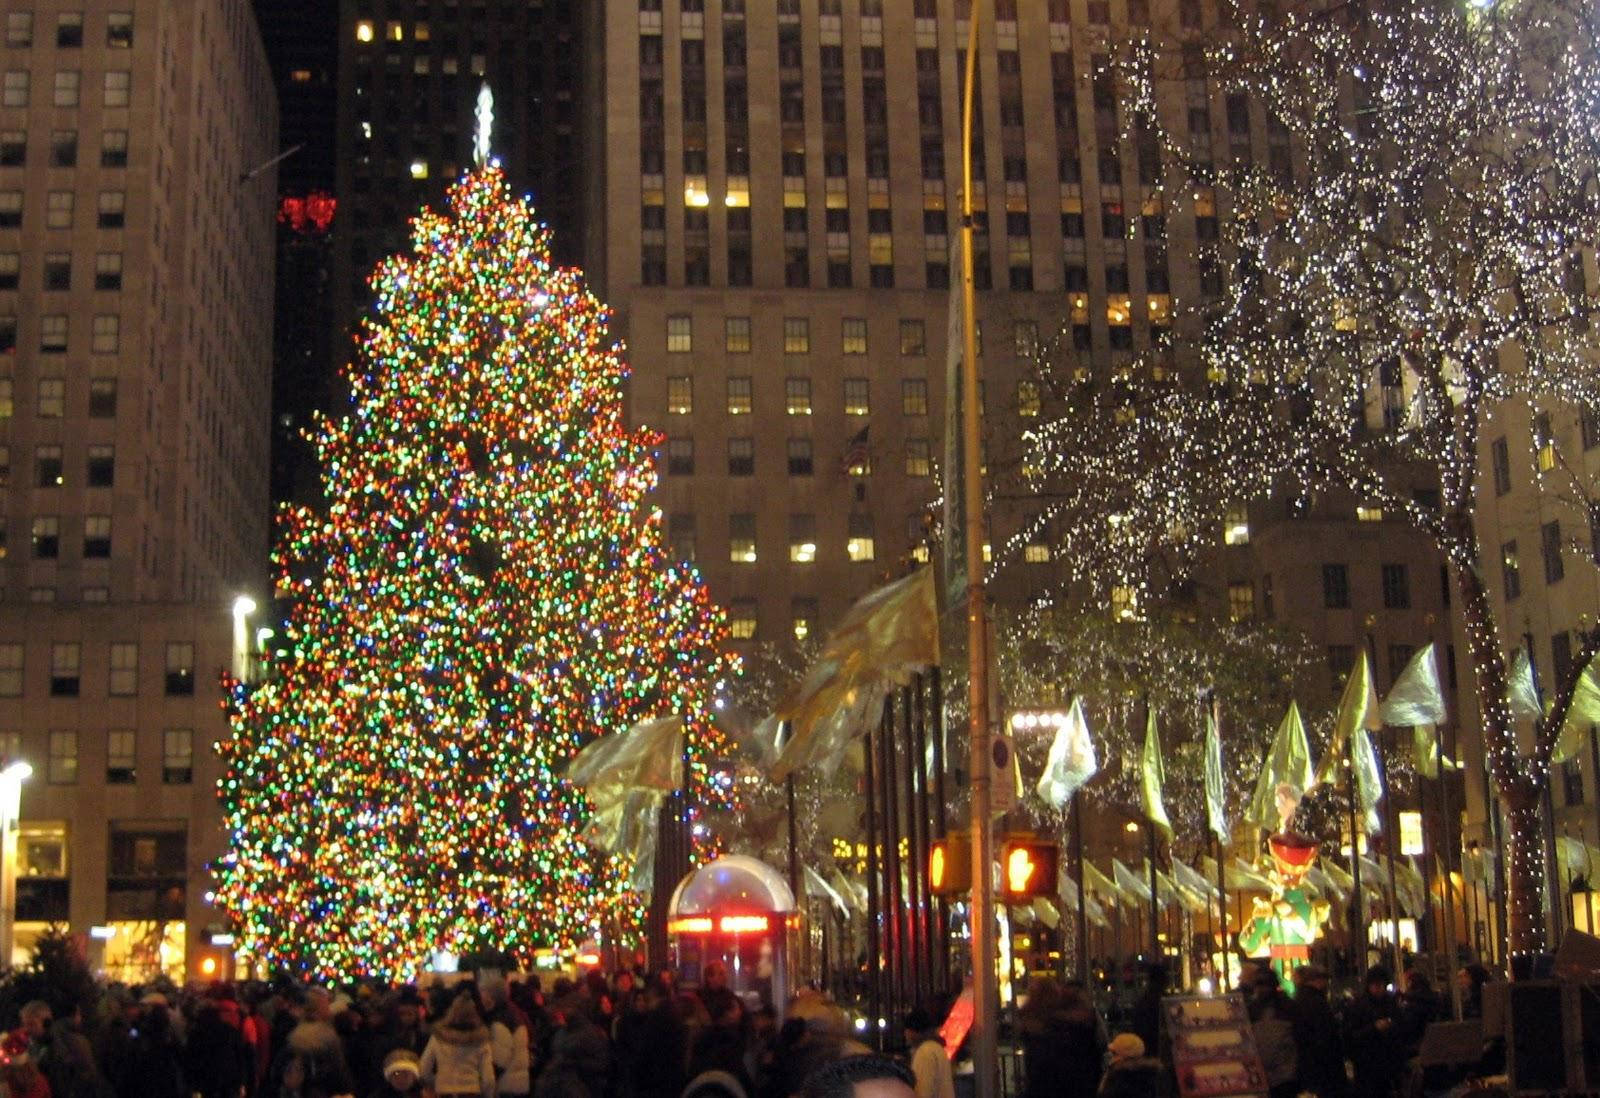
top-left (929, 832), bottom-right (971, 895)
top-left (999, 835), bottom-right (1059, 902)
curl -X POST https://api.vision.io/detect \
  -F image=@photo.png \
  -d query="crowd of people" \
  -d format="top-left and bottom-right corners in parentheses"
top-left (0, 954), bottom-right (1503, 1098)
top-left (1014, 960), bottom-right (1500, 1098)
top-left (0, 959), bottom-right (956, 1098)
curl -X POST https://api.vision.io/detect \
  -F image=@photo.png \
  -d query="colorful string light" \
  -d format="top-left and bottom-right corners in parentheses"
top-left (215, 167), bottom-right (735, 981)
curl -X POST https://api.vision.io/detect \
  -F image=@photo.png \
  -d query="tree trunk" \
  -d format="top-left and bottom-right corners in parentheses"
top-left (1503, 793), bottom-right (1548, 960)
top-left (1455, 545), bottom-right (1549, 966)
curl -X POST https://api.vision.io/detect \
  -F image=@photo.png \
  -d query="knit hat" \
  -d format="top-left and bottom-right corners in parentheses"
top-left (1107, 1032), bottom-right (1145, 1061)
top-left (383, 1048), bottom-right (421, 1084)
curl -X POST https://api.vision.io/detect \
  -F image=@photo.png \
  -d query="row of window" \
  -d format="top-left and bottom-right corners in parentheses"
top-left (0, 128), bottom-right (128, 168)
top-left (1501, 521), bottom-right (1569, 598)
top-left (1317, 562), bottom-right (1413, 611)
top-left (0, 641), bottom-right (195, 698)
top-left (20, 514), bottom-right (113, 559)
top-left (1, 69), bottom-right (132, 108)
top-left (41, 728), bottom-right (192, 786)
top-left (665, 313), bottom-right (1036, 359)
top-left (4, 444), bottom-right (115, 487)
top-left (0, 378), bottom-right (118, 419)
top-left (666, 513), bottom-right (879, 566)
top-left (666, 436), bottom-right (936, 478)
top-left (0, 313), bottom-right (120, 354)
top-left (0, 250), bottom-right (123, 291)
top-left (1490, 413), bottom-right (1600, 497)
top-left (0, 189), bottom-right (128, 231)
top-left (664, 376), bottom-right (1041, 419)
top-left (4, 12), bottom-right (135, 51)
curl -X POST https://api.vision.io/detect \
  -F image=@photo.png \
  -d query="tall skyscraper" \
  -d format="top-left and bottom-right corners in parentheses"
top-left (586, 0), bottom-right (1448, 678)
top-left (332, 0), bottom-right (585, 362)
top-left (0, 0), bottom-right (276, 978)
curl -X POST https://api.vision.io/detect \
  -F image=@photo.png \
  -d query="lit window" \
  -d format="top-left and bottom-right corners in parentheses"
top-left (847, 514), bottom-right (875, 562)
top-left (725, 316), bottom-right (752, 353)
top-left (107, 730), bottom-right (135, 783)
top-left (1356, 503), bottom-right (1383, 522)
top-left (83, 515), bottom-right (110, 558)
top-left (0, 72), bottom-right (29, 111)
top-left (108, 643), bottom-right (138, 696)
top-left (98, 191), bottom-right (126, 228)
top-left (902, 380), bottom-right (930, 417)
top-left (1228, 582), bottom-right (1254, 622)
top-left (906, 438), bottom-right (931, 477)
top-left (1025, 543), bottom-right (1051, 563)
top-left (730, 514), bottom-right (757, 563)
top-left (1111, 584), bottom-right (1141, 621)
top-left (92, 314), bottom-right (119, 354)
top-left (107, 13), bottom-right (133, 48)
top-left (1014, 320), bottom-right (1039, 357)
top-left (844, 378), bottom-right (870, 415)
top-left (668, 513), bottom-right (695, 561)
top-left (0, 191), bottom-right (19, 227)
top-left (48, 731), bottom-right (77, 785)
top-left (1017, 380), bottom-right (1041, 417)
top-left (56, 12), bottom-right (83, 47)
top-left (409, 160), bottom-right (429, 180)
top-left (786, 377), bottom-right (812, 415)
top-left (101, 130), bottom-right (128, 168)
top-left (792, 598), bottom-right (818, 641)
top-left (37, 379), bottom-right (64, 417)
top-left (0, 252), bottom-right (14, 289)
top-left (355, 20), bottom-right (375, 42)
top-left (53, 71), bottom-right (79, 107)
top-left (24, 516), bottom-right (50, 554)
top-left (46, 192), bottom-right (74, 229)
top-left (5, 14), bottom-right (33, 49)
top-left (726, 377), bottom-right (752, 415)
top-left (40, 316), bottom-right (68, 353)
top-left (727, 437), bottom-right (754, 476)
top-left (728, 599), bottom-right (757, 640)
top-left (789, 514), bottom-right (817, 563)
top-left (666, 314), bottom-right (693, 353)
top-left (842, 317), bottom-right (868, 354)
top-left (900, 318), bottom-right (926, 356)
top-left (50, 643), bottom-right (80, 696)
top-left (102, 71), bottom-right (131, 108)
top-left (162, 729), bottom-right (192, 784)
top-left (35, 445), bottom-right (63, 487)
top-left (87, 446), bottom-right (113, 487)
top-left (414, 22), bottom-right (431, 41)
top-left (95, 253), bottom-right (123, 290)
top-left (89, 378), bottom-right (116, 418)
top-left (783, 317), bottom-right (810, 354)
top-left (667, 376), bottom-right (693, 414)
top-left (1535, 412), bottom-right (1556, 472)
top-left (291, 69), bottom-right (312, 83)
top-left (1223, 506), bottom-right (1250, 545)
top-left (164, 643), bottom-right (194, 695)
top-left (386, 20), bottom-right (405, 41)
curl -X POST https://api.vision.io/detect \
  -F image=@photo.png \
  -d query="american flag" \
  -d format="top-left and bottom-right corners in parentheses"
top-left (842, 423), bottom-right (870, 476)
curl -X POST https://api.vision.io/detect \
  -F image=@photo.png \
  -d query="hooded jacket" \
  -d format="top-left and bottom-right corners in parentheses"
top-left (420, 996), bottom-right (496, 1098)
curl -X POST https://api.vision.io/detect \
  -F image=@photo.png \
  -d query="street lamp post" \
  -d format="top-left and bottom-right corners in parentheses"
top-left (0, 759), bottom-right (33, 967)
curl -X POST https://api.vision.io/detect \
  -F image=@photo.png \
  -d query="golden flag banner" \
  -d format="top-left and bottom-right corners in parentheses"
top-left (770, 567), bottom-right (939, 781)
top-left (568, 716), bottom-right (685, 886)
top-left (1314, 652), bottom-right (1380, 789)
top-left (1553, 658), bottom-right (1600, 765)
top-left (1084, 860), bottom-right (1124, 906)
top-left (568, 715), bottom-right (685, 796)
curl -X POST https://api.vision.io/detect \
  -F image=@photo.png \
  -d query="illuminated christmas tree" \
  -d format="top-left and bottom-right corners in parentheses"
top-left (215, 163), bottom-right (733, 981)
top-left (1020, 0), bottom-right (1600, 958)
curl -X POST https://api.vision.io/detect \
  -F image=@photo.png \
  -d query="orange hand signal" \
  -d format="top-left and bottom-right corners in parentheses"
top-left (1007, 846), bottom-right (1037, 893)
top-left (930, 844), bottom-right (947, 890)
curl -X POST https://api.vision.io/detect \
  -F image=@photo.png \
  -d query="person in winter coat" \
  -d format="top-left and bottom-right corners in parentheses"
top-left (1244, 965), bottom-right (1299, 1098)
top-left (271, 1011), bottom-right (358, 1098)
top-left (1018, 977), bottom-right (1103, 1098)
top-left (1290, 965), bottom-right (1346, 1098)
top-left (368, 1048), bottom-right (425, 1098)
top-left (533, 994), bottom-right (611, 1098)
top-left (1342, 966), bottom-right (1405, 1098)
top-left (614, 983), bottom-right (687, 1098)
top-left (115, 999), bottom-right (186, 1098)
top-left (1097, 1033), bottom-right (1164, 1098)
top-left (480, 976), bottom-right (530, 1098)
top-left (419, 992), bottom-right (495, 1098)
top-left (184, 1001), bottom-right (254, 1098)
top-left (36, 1007), bottom-right (111, 1098)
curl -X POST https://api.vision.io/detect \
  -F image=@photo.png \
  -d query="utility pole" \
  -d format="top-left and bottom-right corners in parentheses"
top-left (959, 5), bottom-right (997, 1097)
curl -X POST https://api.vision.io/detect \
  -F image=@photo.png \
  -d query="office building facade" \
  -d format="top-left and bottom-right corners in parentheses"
top-left (0, 0), bottom-right (276, 977)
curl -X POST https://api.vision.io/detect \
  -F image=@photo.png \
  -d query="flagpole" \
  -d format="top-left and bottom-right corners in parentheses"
top-left (1349, 738), bottom-right (1365, 973)
top-left (1147, 824), bottom-right (1159, 961)
top-left (1074, 794), bottom-right (1089, 982)
top-left (1215, 836), bottom-right (1228, 990)
top-left (957, 4), bottom-right (997, 1093)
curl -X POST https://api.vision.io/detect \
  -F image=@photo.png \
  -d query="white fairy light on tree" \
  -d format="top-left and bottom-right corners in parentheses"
top-left (1018, 0), bottom-right (1600, 960)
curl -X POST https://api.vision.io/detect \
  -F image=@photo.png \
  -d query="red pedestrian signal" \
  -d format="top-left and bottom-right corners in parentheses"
top-left (998, 836), bottom-right (1059, 902)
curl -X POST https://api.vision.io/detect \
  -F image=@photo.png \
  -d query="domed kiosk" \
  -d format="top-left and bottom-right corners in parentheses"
top-left (667, 855), bottom-right (797, 1014)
